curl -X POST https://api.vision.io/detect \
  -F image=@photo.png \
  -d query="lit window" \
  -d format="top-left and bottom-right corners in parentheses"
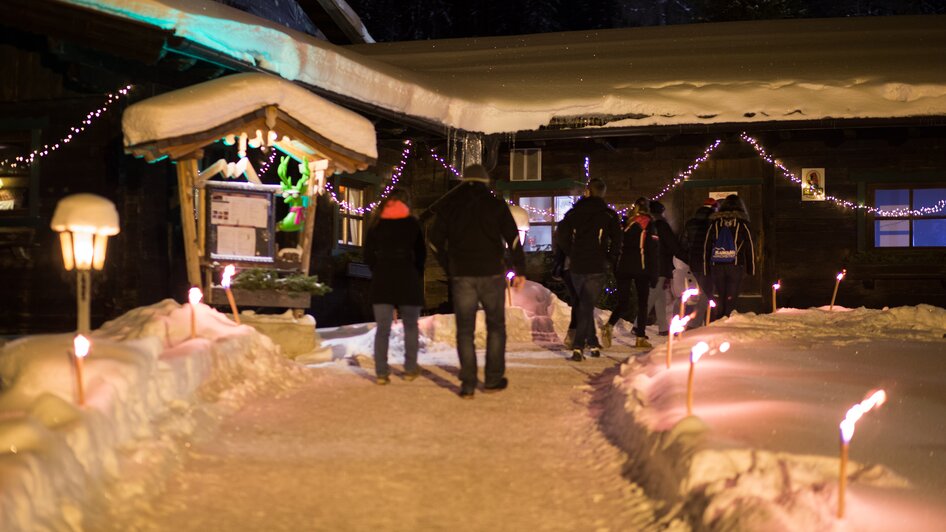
top-left (873, 187), bottom-right (946, 247)
top-left (0, 131), bottom-right (32, 216)
top-left (337, 185), bottom-right (365, 246)
top-left (518, 195), bottom-right (579, 251)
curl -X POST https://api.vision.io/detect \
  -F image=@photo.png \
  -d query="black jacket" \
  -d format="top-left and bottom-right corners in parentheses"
top-left (428, 181), bottom-right (526, 277)
top-left (364, 216), bottom-right (426, 306)
top-left (652, 214), bottom-right (684, 278)
top-left (703, 210), bottom-right (756, 276)
top-left (680, 206), bottom-right (715, 273)
top-left (555, 196), bottom-right (622, 275)
top-left (615, 214), bottom-right (659, 282)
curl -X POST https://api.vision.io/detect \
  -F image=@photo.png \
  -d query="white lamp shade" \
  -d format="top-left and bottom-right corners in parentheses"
top-left (51, 194), bottom-right (120, 236)
top-left (509, 204), bottom-right (530, 232)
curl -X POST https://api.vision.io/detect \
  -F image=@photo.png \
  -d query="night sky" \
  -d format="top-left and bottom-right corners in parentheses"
top-left (345, 0), bottom-right (946, 42)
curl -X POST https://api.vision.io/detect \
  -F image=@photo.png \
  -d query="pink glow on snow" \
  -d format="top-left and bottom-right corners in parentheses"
top-left (840, 389), bottom-right (887, 443)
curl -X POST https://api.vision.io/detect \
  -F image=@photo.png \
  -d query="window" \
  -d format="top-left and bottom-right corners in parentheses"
top-left (873, 187), bottom-right (946, 247)
top-left (337, 185), bottom-right (365, 246)
top-left (0, 131), bottom-right (33, 217)
top-left (518, 195), bottom-right (579, 251)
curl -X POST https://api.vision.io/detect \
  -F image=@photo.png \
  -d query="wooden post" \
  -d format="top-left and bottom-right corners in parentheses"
top-left (298, 159), bottom-right (329, 276)
top-left (177, 159), bottom-right (202, 290)
top-left (76, 269), bottom-right (91, 334)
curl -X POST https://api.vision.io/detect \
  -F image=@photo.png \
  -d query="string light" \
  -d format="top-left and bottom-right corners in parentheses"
top-left (325, 140), bottom-right (412, 214)
top-left (0, 85), bottom-right (134, 172)
top-left (256, 148), bottom-right (279, 175)
top-left (651, 139), bottom-right (723, 200)
top-left (740, 133), bottom-right (946, 217)
top-left (583, 156), bottom-right (590, 183)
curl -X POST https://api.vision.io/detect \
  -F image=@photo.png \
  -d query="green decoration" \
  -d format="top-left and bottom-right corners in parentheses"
top-left (277, 155), bottom-right (310, 232)
top-left (231, 268), bottom-right (332, 296)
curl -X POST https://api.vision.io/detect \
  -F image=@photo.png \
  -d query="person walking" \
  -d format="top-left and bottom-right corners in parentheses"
top-left (555, 178), bottom-right (622, 362)
top-left (428, 164), bottom-right (526, 399)
top-left (645, 200), bottom-right (685, 336)
top-left (703, 194), bottom-right (755, 319)
top-left (551, 242), bottom-right (579, 348)
top-left (364, 189), bottom-right (426, 385)
top-left (680, 198), bottom-right (718, 327)
top-left (601, 197), bottom-right (658, 349)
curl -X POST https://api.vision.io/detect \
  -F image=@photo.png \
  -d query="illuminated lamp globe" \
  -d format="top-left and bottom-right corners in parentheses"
top-left (51, 193), bottom-right (120, 271)
top-left (509, 204), bottom-right (530, 233)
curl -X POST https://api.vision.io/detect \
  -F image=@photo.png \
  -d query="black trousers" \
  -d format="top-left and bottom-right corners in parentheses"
top-left (608, 273), bottom-right (651, 337)
top-left (710, 263), bottom-right (745, 319)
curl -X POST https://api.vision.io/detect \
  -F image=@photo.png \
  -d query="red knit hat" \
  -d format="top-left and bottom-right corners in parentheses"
top-left (703, 198), bottom-right (718, 207)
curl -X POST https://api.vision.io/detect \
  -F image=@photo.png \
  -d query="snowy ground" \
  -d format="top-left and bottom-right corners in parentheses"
top-left (1, 283), bottom-right (944, 530)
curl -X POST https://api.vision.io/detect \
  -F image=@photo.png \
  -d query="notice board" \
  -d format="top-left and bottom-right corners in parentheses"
top-left (205, 181), bottom-right (280, 264)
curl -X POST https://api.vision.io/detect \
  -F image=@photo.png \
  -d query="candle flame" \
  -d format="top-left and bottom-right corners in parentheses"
top-left (74, 334), bottom-right (90, 358)
top-left (839, 389), bottom-right (887, 443)
top-left (188, 287), bottom-right (203, 305)
top-left (222, 265), bottom-right (236, 289)
top-left (682, 288), bottom-right (700, 302)
top-left (669, 314), bottom-right (691, 335)
top-left (506, 271), bottom-right (516, 280)
top-left (691, 341), bottom-right (709, 363)
top-left (719, 341), bottom-right (731, 353)
top-left (709, 300), bottom-right (716, 308)
top-left (837, 270), bottom-right (846, 281)
top-left (773, 282), bottom-right (781, 290)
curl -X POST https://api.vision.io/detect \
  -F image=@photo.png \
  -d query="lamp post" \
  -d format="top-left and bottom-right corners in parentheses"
top-left (51, 194), bottom-right (120, 334)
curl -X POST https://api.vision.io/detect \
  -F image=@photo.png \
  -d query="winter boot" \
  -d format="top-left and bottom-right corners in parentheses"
top-left (589, 348), bottom-right (601, 358)
top-left (564, 329), bottom-right (576, 349)
top-left (570, 348), bottom-right (584, 362)
top-left (634, 337), bottom-right (653, 349)
top-left (600, 324), bottom-right (613, 348)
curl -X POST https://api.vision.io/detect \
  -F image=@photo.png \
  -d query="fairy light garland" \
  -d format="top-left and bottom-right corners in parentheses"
top-left (651, 139), bottom-right (723, 200)
top-left (0, 85), bottom-right (134, 172)
top-left (583, 156), bottom-right (591, 183)
top-left (325, 140), bottom-right (413, 214)
top-left (256, 147), bottom-right (279, 175)
top-left (740, 133), bottom-right (946, 217)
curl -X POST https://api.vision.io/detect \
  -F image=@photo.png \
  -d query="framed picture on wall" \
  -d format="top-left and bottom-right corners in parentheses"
top-left (801, 168), bottom-right (826, 201)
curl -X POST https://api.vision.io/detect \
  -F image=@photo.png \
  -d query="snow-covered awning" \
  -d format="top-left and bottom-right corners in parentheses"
top-left (65, 0), bottom-right (946, 135)
top-left (123, 73), bottom-right (377, 173)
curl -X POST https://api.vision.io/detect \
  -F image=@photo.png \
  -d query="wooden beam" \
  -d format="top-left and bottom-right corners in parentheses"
top-left (299, 160), bottom-right (329, 277)
top-left (176, 159), bottom-right (202, 289)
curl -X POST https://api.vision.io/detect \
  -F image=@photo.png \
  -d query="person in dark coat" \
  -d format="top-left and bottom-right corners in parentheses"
top-left (428, 164), bottom-right (526, 399)
top-left (680, 198), bottom-right (718, 327)
top-left (555, 178), bottom-right (622, 361)
top-left (646, 200), bottom-right (685, 335)
top-left (551, 242), bottom-right (579, 348)
top-left (703, 194), bottom-right (755, 319)
top-left (364, 189), bottom-right (426, 385)
top-left (602, 197), bottom-right (658, 349)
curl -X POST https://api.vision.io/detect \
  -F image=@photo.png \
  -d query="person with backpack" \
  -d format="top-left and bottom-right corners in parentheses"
top-left (555, 178), bottom-right (622, 361)
top-left (364, 189), bottom-right (426, 385)
top-left (601, 197), bottom-right (658, 349)
top-left (680, 198), bottom-right (718, 327)
top-left (645, 200), bottom-right (685, 336)
top-left (428, 164), bottom-right (526, 399)
top-left (703, 194), bottom-right (755, 319)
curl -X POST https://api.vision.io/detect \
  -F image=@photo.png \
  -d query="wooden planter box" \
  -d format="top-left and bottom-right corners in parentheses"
top-left (210, 287), bottom-right (311, 308)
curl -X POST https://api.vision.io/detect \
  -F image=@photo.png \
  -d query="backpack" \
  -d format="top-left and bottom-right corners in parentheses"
top-left (710, 222), bottom-right (737, 264)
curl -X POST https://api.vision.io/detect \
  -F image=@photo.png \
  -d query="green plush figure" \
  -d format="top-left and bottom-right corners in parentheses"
top-left (276, 155), bottom-right (310, 232)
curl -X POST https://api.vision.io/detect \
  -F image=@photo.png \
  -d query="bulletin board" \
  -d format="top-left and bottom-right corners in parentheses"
top-left (204, 181), bottom-right (280, 264)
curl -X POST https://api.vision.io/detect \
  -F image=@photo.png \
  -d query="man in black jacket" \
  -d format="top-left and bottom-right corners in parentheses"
top-left (680, 198), bottom-right (718, 327)
top-left (555, 179), bottom-right (622, 361)
top-left (429, 164), bottom-right (526, 399)
top-left (645, 200), bottom-right (685, 335)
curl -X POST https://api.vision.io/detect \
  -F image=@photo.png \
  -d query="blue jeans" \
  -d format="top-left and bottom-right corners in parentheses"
top-left (451, 275), bottom-right (506, 388)
top-left (570, 272), bottom-right (605, 350)
top-left (373, 304), bottom-right (421, 378)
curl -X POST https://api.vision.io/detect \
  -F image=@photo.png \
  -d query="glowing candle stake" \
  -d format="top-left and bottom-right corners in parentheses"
top-left (665, 314), bottom-right (691, 369)
top-left (772, 281), bottom-right (781, 313)
top-left (830, 270), bottom-right (846, 311)
top-left (679, 288), bottom-right (699, 319)
top-left (686, 342), bottom-right (709, 415)
top-left (221, 265), bottom-right (240, 325)
top-left (838, 389), bottom-right (886, 519)
top-left (73, 334), bottom-right (90, 406)
top-left (706, 299), bottom-right (716, 325)
top-left (505, 271), bottom-right (515, 307)
top-left (188, 287), bottom-right (202, 339)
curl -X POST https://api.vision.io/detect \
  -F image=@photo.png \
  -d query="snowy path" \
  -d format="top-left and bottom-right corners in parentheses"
top-left (96, 344), bottom-right (663, 531)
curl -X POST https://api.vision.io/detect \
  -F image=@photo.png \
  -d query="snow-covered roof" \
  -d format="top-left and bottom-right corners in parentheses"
top-left (63, 0), bottom-right (946, 135)
top-left (122, 72), bottom-right (378, 163)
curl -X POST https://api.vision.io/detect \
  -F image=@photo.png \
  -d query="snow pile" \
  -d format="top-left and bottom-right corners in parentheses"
top-left (604, 306), bottom-right (946, 531)
top-left (0, 299), bottom-right (304, 530)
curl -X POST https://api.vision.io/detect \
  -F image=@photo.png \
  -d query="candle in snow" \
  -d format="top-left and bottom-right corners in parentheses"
top-left (679, 288), bottom-right (699, 319)
top-left (772, 281), bottom-right (781, 313)
top-left (830, 270), bottom-right (846, 311)
top-left (837, 389), bottom-right (887, 519)
top-left (73, 334), bottom-right (90, 406)
top-left (706, 299), bottom-right (716, 325)
top-left (505, 271), bottom-right (515, 307)
top-left (188, 286), bottom-right (202, 339)
top-left (665, 314), bottom-right (691, 369)
top-left (221, 265), bottom-right (240, 325)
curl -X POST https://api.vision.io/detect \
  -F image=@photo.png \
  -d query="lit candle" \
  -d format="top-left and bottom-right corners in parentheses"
top-left (706, 299), bottom-right (716, 325)
top-left (188, 287), bottom-right (202, 339)
top-left (772, 281), bottom-right (781, 313)
top-left (73, 334), bottom-right (90, 406)
top-left (221, 265), bottom-right (240, 325)
top-left (679, 288), bottom-right (699, 319)
top-left (665, 314), bottom-right (691, 369)
top-left (686, 342), bottom-right (709, 415)
top-left (830, 270), bottom-right (846, 311)
top-left (505, 271), bottom-right (515, 307)
top-left (838, 389), bottom-right (887, 519)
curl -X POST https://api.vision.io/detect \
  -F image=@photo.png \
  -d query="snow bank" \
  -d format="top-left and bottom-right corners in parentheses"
top-left (0, 299), bottom-right (304, 530)
top-left (603, 306), bottom-right (946, 531)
